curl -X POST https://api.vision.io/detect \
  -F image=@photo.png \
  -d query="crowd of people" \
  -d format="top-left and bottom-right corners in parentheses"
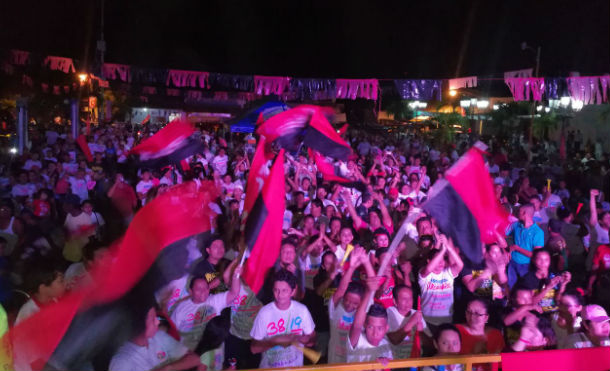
top-left (0, 117), bottom-right (609, 371)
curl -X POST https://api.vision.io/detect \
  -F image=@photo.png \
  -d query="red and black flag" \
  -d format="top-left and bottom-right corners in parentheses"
top-left (76, 135), bottom-right (93, 163)
top-left (128, 118), bottom-right (204, 169)
top-left (243, 136), bottom-right (273, 215)
top-left (242, 151), bottom-right (286, 294)
top-left (302, 108), bottom-right (351, 161)
top-left (422, 142), bottom-right (510, 267)
top-left (2, 181), bottom-right (218, 370)
top-left (310, 149), bottom-right (366, 192)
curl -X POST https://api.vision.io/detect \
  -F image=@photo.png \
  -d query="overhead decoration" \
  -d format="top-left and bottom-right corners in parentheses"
top-left (43, 56), bottom-right (76, 74)
top-left (290, 78), bottom-right (336, 101)
top-left (1, 62), bottom-right (14, 75)
top-left (544, 78), bottom-right (568, 99)
top-left (166, 70), bottom-right (209, 88)
top-left (504, 68), bottom-right (533, 78)
top-left (186, 90), bottom-right (203, 100)
top-left (448, 76), bottom-right (477, 90)
top-left (209, 73), bottom-right (253, 91)
top-left (567, 76), bottom-right (610, 104)
top-left (102, 63), bottom-right (130, 82)
top-left (142, 86), bottom-right (157, 95)
top-left (131, 67), bottom-right (167, 85)
top-left (504, 77), bottom-right (545, 101)
top-left (336, 79), bottom-right (378, 100)
top-left (21, 74), bottom-right (33, 87)
top-left (166, 88), bottom-right (180, 97)
top-left (10, 50), bottom-right (30, 65)
top-left (254, 75), bottom-right (291, 96)
top-left (394, 79), bottom-right (442, 101)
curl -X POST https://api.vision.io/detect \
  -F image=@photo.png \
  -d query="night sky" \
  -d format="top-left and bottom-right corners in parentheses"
top-left (1, 0), bottom-right (608, 79)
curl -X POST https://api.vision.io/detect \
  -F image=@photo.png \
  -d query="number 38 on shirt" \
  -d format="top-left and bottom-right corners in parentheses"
top-left (266, 317), bottom-right (303, 336)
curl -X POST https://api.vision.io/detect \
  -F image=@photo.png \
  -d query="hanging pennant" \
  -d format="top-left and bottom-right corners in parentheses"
top-left (504, 68), bottom-right (533, 79)
top-left (166, 89), bottom-right (181, 97)
top-left (131, 67), bottom-right (168, 85)
top-left (1, 62), bottom-right (14, 75)
top-left (166, 70), bottom-right (209, 88)
top-left (41, 83), bottom-right (49, 93)
top-left (448, 76), bottom-right (477, 90)
top-left (336, 79), bottom-right (379, 100)
top-left (394, 79), bottom-right (442, 101)
top-left (10, 50), bottom-right (30, 65)
top-left (567, 76), bottom-right (606, 104)
top-left (63, 85), bottom-right (70, 94)
top-left (53, 86), bottom-right (61, 95)
top-left (186, 90), bottom-right (203, 100)
top-left (504, 77), bottom-right (545, 101)
top-left (254, 76), bottom-right (291, 96)
top-left (209, 73), bottom-right (254, 91)
top-left (544, 78), bottom-right (568, 99)
top-left (600, 76), bottom-right (610, 102)
top-left (43, 56), bottom-right (76, 74)
top-left (290, 79), bottom-right (336, 101)
top-left (214, 91), bottom-right (229, 101)
top-left (102, 63), bottom-right (130, 82)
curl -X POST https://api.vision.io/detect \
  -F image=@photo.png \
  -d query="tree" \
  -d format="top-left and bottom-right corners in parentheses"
top-left (432, 112), bottom-right (468, 144)
top-left (532, 112), bottom-right (559, 140)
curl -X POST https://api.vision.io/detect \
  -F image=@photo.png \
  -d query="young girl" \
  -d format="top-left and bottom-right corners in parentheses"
top-left (422, 324), bottom-right (463, 371)
top-left (552, 288), bottom-right (584, 348)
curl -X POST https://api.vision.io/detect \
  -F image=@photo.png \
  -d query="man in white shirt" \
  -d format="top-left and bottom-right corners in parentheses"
top-left (170, 267), bottom-right (241, 350)
top-left (212, 148), bottom-right (229, 176)
top-left (136, 169), bottom-right (155, 206)
top-left (387, 285), bottom-right (426, 358)
top-left (110, 306), bottom-right (203, 371)
top-left (250, 270), bottom-right (316, 369)
top-left (565, 304), bottom-right (610, 348)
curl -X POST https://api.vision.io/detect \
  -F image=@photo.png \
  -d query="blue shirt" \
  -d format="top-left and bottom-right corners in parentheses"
top-left (508, 222), bottom-right (544, 264)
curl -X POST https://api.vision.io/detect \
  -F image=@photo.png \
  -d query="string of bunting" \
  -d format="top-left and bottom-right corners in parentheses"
top-left (1, 48), bottom-right (609, 105)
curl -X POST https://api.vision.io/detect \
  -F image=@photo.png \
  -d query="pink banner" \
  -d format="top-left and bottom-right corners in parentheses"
top-left (567, 76), bottom-right (605, 104)
top-left (63, 85), bottom-right (70, 94)
top-left (10, 50), bottom-right (30, 65)
top-left (1, 62), bottom-right (14, 75)
top-left (504, 68), bottom-right (533, 79)
top-left (254, 75), bottom-right (291, 96)
top-left (41, 83), bottom-right (49, 93)
top-left (448, 76), bottom-right (477, 90)
top-left (336, 79), bottom-right (379, 100)
top-left (166, 70), bottom-right (209, 88)
top-left (166, 89), bottom-right (180, 97)
top-left (601, 75), bottom-right (610, 102)
top-left (53, 85), bottom-right (60, 95)
top-left (102, 63), bottom-right (130, 82)
top-left (214, 91), bottom-right (229, 100)
top-left (505, 77), bottom-right (544, 101)
top-left (43, 56), bottom-right (76, 74)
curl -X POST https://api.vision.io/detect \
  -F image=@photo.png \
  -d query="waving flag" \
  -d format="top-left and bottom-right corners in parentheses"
top-left (303, 109), bottom-right (351, 160)
top-left (242, 151), bottom-right (286, 293)
top-left (3, 181), bottom-right (217, 370)
top-left (129, 118), bottom-right (204, 168)
top-left (310, 149), bottom-right (366, 192)
top-left (422, 142), bottom-right (510, 266)
top-left (76, 135), bottom-right (93, 163)
top-left (244, 136), bottom-right (273, 214)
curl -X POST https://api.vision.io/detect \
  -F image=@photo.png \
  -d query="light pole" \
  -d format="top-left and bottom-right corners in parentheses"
top-left (521, 42), bottom-right (541, 161)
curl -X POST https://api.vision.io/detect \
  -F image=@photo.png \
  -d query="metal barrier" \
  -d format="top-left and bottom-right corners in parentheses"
top-left (242, 353), bottom-right (501, 371)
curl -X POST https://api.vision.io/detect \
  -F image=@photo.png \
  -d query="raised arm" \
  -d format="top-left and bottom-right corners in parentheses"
top-left (445, 237), bottom-right (464, 276)
top-left (349, 276), bottom-right (381, 348)
top-left (331, 249), bottom-right (363, 306)
top-left (342, 189), bottom-right (363, 228)
top-left (225, 265), bottom-right (242, 306)
top-left (421, 242), bottom-right (447, 278)
top-left (590, 189), bottom-right (600, 226)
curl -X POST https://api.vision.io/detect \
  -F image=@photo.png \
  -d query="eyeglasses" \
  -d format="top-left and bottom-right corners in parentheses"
top-left (466, 310), bottom-right (488, 317)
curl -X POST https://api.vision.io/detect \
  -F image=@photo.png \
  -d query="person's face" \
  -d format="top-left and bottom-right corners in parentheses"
top-left (19, 173), bottom-right (27, 183)
top-left (394, 287), bottom-right (413, 313)
top-left (485, 244), bottom-right (502, 262)
top-left (364, 315), bottom-right (389, 346)
top-left (559, 296), bottom-right (582, 319)
top-left (206, 239), bottom-right (225, 261)
top-left (302, 178), bottom-right (311, 189)
top-left (377, 178), bottom-right (385, 187)
top-left (234, 187), bottom-right (243, 199)
top-left (280, 244), bottom-right (296, 265)
top-left (296, 193), bottom-right (304, 203)
top-left (190, 278), bottom-right (211, 303)
top-left (273, 280), bottom-right (295, 307)
top-left (466, 301), bottom-right (489, 329)
top-left (311, 204), bottom-right (322, 217)
top-left (322, 253), bottom-right (336, 271)
top-left (586, 320), bottom-right (610, 339)
top-left (317, 187), bottom-right (327, 199)
top-left (409, 175), bottom-right (419, 185)
top-left (601, 213), bottom-right (610, 229)
top-left (559, 181), bottom-right (566, 189)
top-left (76, 170), bottom-right (85, 179)
top-left (82, 203), bottom-right (93, 215)
top-left (144, 307), bottom-right (160, 339)
top-left (340, 228), bottom-right (353, 245)
top-left (141, 172), bottom-right (151, 181)
top-left (304, 217), bottom-right (315, 230)
top-left (533, 251), bottom-right (551, 272)
top-left (418, 220), bottom-right (433, 236)
top-left (515, 289), bottom-right (533, 306)
top-left (330, 220), bottom-right (341, 234)
top-left (343, 292), bottom-right (362, 313)
top-left (223, 175), bottom-right (231, 184)
top-left (43, 273), bottom-right (66, 299)
top-left (435, 329), bottom-right (461, 355)
top-left (375, 233), bottom-right (389, 248)
top-left (531, 198), bottom-right (541, 210)
top-left (369, 212), bottom-right (381, 227)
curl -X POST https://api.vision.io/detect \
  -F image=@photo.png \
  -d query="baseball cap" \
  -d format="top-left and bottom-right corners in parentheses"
top-left (583, 304), bottom-right (610, 323)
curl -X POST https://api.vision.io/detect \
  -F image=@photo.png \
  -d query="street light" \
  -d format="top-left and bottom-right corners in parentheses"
top-left (560, 96), bottom-right (571, 107)
top-left (460, 99), bottom-right (471, 108)
top-left (571, 100), bottom-right (584, 111)
top-left (449, 89), bottom-right (457, 97)
top-left (476, 100), bottom-right (489, 109)
top-left (78, 73), bottom-right (88, 83)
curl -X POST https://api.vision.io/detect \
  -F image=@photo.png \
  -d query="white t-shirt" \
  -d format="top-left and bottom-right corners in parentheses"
top-left (64, 262), bottom-right (92, 291)
top-left (11, 183), bottom-right (36, 198)
top-left (15, 299), bottom-right (40, 325)
top-left (418, 268), bottom-right (457, 325)
top-left (212, 155), bottom-right (228, 175)
top-left (69, 177), bottom-right (89, 202)
top-left (346, 332), bottom-right (393, 363)
top-left (136, 180), bottom-right (154, 202)
top-left (229, 284), bottom-right (263, 340)
top-left (250, 300), bottom-right (315, 369)
top-left (594, 223), bottom-right (610, 244)
top-left (23, 160), bottom-right (42, 170)
top-left (109, 330), bottom-right (188, 371)
top-left (156, 275), bottom-right (189, 313)
top-left (170, 292), bottom-right (229, 350)
top-left (328, 300), bottom-right (355, 364)
top-left (387, 307), bottom-right (427, 358)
